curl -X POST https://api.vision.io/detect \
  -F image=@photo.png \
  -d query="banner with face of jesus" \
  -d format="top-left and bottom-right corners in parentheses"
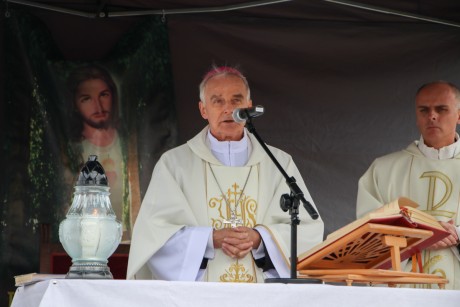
top-left (1, 12), bottom-right (177, 302)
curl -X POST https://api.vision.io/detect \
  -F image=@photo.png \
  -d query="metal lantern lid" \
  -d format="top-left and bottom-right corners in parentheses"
top-left (76, 155), bottom-right (108, 186)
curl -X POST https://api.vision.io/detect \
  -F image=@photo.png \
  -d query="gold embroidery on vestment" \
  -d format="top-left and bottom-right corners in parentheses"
top-left (220, 261), bottom-right (255, 282)
top-left (420, 171), bottom-right (453, 216)
top-left (208, 182), bottom-right (257, 229)
top-left (206, 166), bottom-right (259, 283)
top-left (423, 253), bottom-right (442, 273)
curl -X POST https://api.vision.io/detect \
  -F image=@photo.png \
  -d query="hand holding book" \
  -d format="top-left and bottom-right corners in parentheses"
top-left (429, 219), bottom-right (459, 250)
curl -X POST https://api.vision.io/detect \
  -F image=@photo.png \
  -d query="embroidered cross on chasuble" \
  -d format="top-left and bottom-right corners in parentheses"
top-left (205, 164), bottom-right (263, 282)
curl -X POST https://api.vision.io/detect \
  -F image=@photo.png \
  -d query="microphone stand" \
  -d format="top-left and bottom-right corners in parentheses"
top-left (244, 116), bottom-right (321, 284)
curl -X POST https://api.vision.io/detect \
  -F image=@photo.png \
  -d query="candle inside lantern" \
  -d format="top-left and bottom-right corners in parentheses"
top-left (80, 216), bottom-right (101, 259)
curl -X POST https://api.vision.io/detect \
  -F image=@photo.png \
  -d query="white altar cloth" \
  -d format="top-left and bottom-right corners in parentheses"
top-left (11, 279), bottom-right (460, 307)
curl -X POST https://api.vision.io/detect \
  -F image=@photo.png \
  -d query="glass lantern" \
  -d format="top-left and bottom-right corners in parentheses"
top-left (59, 155), bottom-right (122, 279)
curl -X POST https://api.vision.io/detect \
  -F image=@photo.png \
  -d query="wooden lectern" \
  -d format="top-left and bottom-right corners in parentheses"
top-left (297, 223), bottom-right (448, 288)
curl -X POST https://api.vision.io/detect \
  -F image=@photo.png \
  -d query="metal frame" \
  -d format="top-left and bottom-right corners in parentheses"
top-left (4, 0), bottom-right (292, 18)
top-left (323, 0), bottom-right (460, 28)
top-left (4, 0), bottom-right (460, 29)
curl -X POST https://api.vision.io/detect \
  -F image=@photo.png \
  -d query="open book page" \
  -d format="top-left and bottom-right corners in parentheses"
top-left (367, 197), bottom-right (417, 217)
top-left (14, 272), bottom-right (66, 287)
top-left (402, 206), bottom-right (445, 230)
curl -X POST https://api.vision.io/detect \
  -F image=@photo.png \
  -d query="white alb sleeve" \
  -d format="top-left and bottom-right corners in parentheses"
top-left (255, 226), bottom-right (289, 278)
top-left (147, 226), bottom-right (213, 281)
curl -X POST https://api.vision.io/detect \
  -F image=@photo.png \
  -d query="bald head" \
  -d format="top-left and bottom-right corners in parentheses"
top-left (415, 81), bottom-right (460, 149)
top-left (416, 81), bottom-right (460, 106)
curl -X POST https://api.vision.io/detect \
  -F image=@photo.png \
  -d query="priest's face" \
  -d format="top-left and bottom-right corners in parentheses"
top-left (199, 74), bottom-right (252, 141)
top-left (416, 83), bottom-right (460, 149)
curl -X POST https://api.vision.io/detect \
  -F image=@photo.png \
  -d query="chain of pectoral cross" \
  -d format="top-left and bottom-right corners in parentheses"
top-left (208, 163), bottom-right (253, 228)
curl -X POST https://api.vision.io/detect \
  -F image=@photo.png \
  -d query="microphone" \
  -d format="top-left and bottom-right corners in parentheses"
top-left (232, 105), bottom-right (264, 123)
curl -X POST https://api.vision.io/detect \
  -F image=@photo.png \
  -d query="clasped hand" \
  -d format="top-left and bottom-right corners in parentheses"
top-left (213, 227), bottom-right (261, 259)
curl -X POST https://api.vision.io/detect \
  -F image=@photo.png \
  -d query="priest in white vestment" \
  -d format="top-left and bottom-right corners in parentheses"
top-left (357, 81), bottom-right (460, 289)
top-left (127, 66), bottom-right (324, 282)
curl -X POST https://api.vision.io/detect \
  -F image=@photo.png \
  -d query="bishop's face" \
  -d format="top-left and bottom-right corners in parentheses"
top-left (415, 83), bottom-right (460, 149)
top-left (199, 75), bottom-right (252, 141)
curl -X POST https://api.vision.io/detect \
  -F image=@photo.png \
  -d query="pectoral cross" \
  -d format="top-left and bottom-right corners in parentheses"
top-left (223, 211), bottom-right (243, 228)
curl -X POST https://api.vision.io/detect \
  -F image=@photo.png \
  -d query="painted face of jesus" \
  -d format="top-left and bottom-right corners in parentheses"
top-left (199, 74), bottom-right (252, 141)
top-left (75, 78), bottom-right (113, 129)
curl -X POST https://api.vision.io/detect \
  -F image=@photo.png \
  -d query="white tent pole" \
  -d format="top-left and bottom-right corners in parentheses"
top-left (6, 0), bottom-right (96, 17)
top-left (108, 0), bottom-right (292, 17)
top-left (322, 0), bottom-right (460, 28)
top-left (4, 0), bottom-right (292, 18)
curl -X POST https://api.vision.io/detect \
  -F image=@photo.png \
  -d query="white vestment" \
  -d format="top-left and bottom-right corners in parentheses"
top-left (357, 141), bottom-right (460, 289)
top-left (127, 126), bottom-right (324, 282)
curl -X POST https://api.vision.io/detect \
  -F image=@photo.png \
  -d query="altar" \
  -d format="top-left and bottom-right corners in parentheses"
top-left (11, 279), bottom-right (460, 307)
